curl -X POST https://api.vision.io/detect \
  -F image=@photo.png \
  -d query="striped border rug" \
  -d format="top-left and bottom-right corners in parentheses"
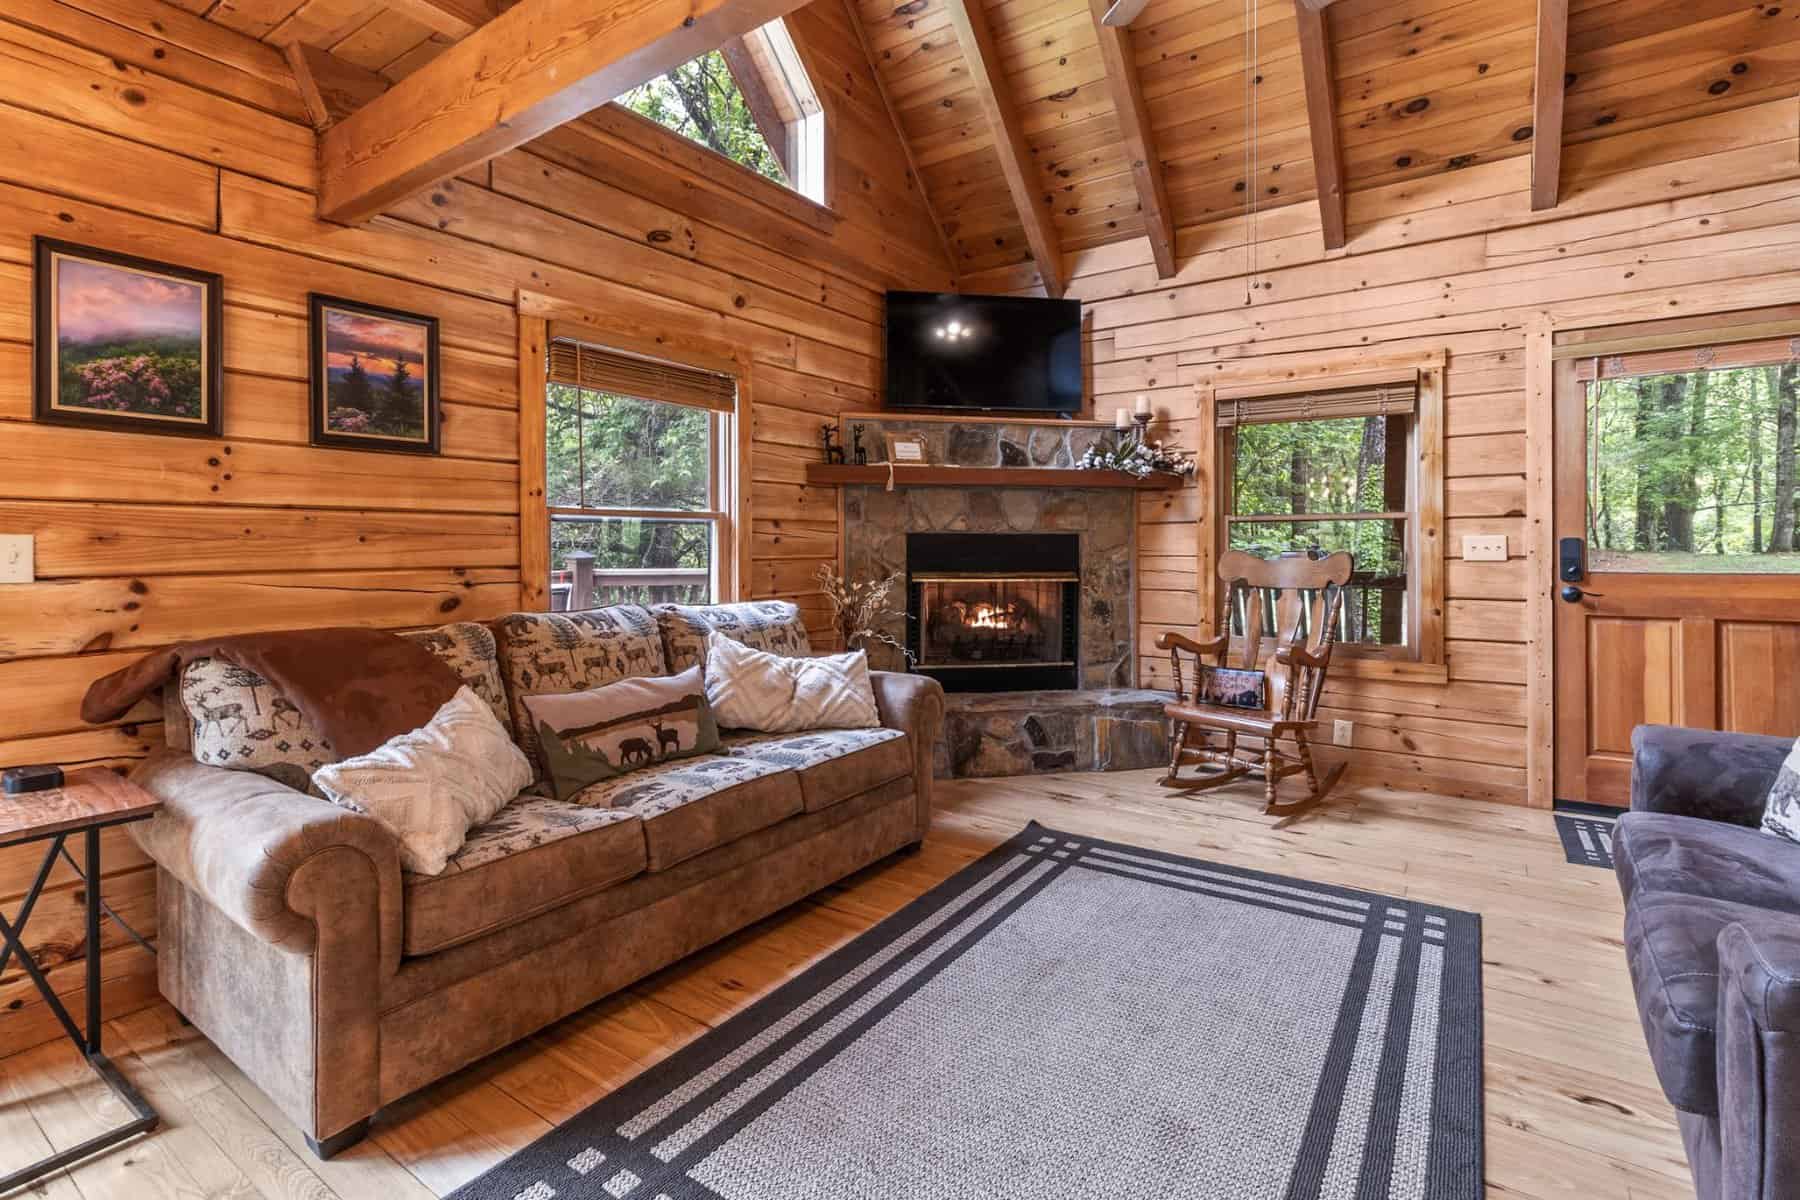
top-left (451, 822), bottom-right (1483, 1200)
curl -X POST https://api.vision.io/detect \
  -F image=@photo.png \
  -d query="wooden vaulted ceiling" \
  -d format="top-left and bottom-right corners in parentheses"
top-left (187, 0), bottom-right (1797, 290)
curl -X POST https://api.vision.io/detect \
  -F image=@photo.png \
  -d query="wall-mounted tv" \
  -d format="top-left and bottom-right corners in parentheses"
top-left (884, 291), bottom-right (1082, 413)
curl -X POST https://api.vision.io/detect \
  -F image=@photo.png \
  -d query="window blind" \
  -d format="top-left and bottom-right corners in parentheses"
top-left (547, 339), bottom-right (737, 413)
top-left (1215, 382), bottom-right (1417, 427)
top-left (1573, 335), bottom-right (1800, 382)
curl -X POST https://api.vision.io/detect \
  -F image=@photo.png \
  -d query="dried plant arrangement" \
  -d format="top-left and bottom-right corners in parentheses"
top-left (815, 564), bottom-right (914, 663)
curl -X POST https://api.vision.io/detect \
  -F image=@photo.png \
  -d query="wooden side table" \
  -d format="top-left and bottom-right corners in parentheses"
top-left (0, 769), bottom-right (162, 1192)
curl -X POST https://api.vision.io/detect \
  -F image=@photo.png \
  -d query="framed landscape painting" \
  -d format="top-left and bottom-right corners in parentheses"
top-left (33, 238), bottom-right (222, 438)
top-left (309, 294), bottom-right (440, 454)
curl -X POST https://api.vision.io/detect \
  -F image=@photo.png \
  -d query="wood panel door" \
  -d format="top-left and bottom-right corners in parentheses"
top-left (1552, 331), bottom-right (1800, 806)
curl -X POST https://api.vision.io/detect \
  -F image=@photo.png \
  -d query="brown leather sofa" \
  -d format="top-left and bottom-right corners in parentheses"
top-left (127, 603), bottom-right (945, 1159)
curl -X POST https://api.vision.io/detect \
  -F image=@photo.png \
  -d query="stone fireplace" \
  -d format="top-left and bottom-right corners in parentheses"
top-left (906, 532), bottom-right (1081, 693)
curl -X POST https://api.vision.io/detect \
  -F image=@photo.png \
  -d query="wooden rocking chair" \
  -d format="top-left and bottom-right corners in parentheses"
top-left (1155, 549), bottom-right (1353, 819)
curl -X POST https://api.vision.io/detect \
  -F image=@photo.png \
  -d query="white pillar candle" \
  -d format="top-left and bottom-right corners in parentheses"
top-left (1114, 407), bottom-right (1130, 430)
top-left (1134, 394), bottom-right (1150, 416)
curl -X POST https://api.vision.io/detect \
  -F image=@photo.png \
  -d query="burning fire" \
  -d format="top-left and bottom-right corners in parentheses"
top-left (966, 603), bottom-right (1015, 630)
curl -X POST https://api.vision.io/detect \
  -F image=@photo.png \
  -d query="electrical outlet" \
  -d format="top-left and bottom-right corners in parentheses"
top-left (1461, 534), bottom-right (1508, 562)
top-left (1333, 719), bottom-right (1354, 747)
top-left (0, 535), bottom-right (31, 584)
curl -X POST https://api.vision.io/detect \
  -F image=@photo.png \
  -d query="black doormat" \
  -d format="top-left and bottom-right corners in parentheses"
top-left (1553, 802), bottom-right (1619, 869)
top-left (448, 822), bottom-right (1484, 1200)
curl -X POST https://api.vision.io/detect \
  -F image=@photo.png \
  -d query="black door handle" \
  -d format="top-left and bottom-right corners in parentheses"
top-left (1560, 585), bottom-right (1605, 603)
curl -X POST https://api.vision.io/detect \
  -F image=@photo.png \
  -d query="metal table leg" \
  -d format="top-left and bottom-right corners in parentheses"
top-left (0, 829), bottom-right (159, 1196)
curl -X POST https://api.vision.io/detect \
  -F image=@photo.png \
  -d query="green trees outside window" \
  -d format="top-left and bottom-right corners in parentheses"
top-left (546, 382), bottom-right (717, 608)
top-left (1227, 414), bottom-right (1411, 646)
top-left (1586, 364), bottom-right (1800, 571)
top-left (619, 50), bottom-right (788, 187)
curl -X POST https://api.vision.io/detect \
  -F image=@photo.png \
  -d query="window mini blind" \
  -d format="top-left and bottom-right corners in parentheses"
top-left (1215, 381), bottom-right (1417, 427)
top-left (1572, 335), bottom-right (1800, 382)
top-left (547, 339), bottom-right (737, 413)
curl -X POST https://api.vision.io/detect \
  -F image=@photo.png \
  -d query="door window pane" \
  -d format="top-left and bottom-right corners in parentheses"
top-left (1587, 364), bottom-right (1800, 572)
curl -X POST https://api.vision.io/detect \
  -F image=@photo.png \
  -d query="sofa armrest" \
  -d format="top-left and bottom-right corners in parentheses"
top-left (129, 749), bottom-right (403, 977)
top-left (1715, 918), bottom-right (1800, 1198)
top-left (1630, 725), bottom-right (1788, 827)
top-left (870, 671), bottom-right (945, 841)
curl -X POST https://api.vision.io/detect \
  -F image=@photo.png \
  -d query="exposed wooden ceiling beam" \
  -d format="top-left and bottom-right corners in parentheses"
top-left (1294, 0), bottom-right (1345, 9)
top-left (1294, 1), bottom-right (1346, 250)
top-left (380, 0), bottom-right (497, 39)
top-left (317, 0), bottom-right (816, 224)
top-left (1530, 0), bottom-right (1568, 211)
top-left (838, 0), bottom-right (958, 280)
top-left (1088, 0), bottom-right (1174, 277)
top-left (942, 0), bottom-right (1065, 297)
top-left (285, 42), bottom-right (390, 132)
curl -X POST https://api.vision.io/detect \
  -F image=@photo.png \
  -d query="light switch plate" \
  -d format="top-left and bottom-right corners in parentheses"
top-left (1461, 534), bottom-right (1508, 562)
top-left (0, 536), bottom-right (31, 584)
top-left (1333, 719), bottom-right (1354, 747)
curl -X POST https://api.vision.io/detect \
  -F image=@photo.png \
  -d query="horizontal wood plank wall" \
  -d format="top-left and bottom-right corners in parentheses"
top-left (0, 0), bottom-right (947, 1055)
top-left (997, 95), bottom-right (1800, 810)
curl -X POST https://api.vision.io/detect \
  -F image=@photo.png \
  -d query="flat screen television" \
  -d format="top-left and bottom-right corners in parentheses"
top-left (884, 291), bottom-right (1082, 413)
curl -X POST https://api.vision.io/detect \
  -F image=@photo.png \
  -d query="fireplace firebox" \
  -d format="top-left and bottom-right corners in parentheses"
top-left (906, 533), bottom-right (1080, 692)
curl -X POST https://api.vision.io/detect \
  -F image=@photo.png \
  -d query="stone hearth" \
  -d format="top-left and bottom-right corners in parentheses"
top-left (933, 688), bottom-right (1171, 779)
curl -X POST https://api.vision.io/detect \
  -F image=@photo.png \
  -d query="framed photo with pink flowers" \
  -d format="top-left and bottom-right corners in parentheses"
top-left (33, 237), bottom-right (223, 438)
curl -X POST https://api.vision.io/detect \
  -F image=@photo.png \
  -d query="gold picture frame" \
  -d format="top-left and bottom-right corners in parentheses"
top-left (884, 433), bottom-right (930, 465)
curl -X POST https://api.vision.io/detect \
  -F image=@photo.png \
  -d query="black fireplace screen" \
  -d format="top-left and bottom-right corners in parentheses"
top-left (914, 573), bottom-right (1074, 669)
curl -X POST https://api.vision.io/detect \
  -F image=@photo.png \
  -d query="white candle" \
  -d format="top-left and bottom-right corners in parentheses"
top-left (1134, 394), bottom-right (1150, 416)
top-left (1114, 407), bottom-right (1130, 430)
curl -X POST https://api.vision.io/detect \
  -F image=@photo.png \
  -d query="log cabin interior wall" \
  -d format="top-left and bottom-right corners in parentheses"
top-left (0, 0), bottom-right (947, 1053)
top-left (3, 0), bottom-right (1800, 1055)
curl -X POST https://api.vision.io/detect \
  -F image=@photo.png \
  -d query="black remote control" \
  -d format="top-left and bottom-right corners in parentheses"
top-left (2, 765), bottom-right (64, 795)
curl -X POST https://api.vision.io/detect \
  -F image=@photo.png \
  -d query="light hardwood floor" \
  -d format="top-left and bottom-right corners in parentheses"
top-left (0, 771), bottom-right (1689, 1200)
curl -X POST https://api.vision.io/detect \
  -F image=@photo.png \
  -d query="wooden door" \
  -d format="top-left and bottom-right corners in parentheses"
top-left (1553, 326), bottom-right (1800, 806)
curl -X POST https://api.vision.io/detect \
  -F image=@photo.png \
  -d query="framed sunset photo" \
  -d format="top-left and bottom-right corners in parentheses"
top-left (309, 294), bottom-right (440, 454)
top-left (33, 238), bottom-right (222, 438)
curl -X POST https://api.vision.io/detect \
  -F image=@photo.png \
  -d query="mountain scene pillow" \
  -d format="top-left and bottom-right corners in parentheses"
top-left (522, 665), bottom-right (721, 802)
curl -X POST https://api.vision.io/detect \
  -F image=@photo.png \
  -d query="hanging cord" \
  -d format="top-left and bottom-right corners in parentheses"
top-left (1241, 0), bottom-right (1260, 305)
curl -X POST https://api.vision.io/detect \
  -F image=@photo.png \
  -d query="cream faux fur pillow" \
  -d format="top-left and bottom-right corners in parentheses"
top-left (312, 687), bottom-right (533, 875)
top-left (702, 632), bottom-right (880, 733)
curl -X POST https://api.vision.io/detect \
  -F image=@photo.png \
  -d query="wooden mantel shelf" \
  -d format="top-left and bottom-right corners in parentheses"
top-left (803, 464), bottom-right (1185, 489)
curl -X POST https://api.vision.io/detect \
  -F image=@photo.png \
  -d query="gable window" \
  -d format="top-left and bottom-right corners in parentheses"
top-left (617, 18), bottom-right (825, 204)
top-left (1213, 363), bottom-right (1445, 673)
top-left (545, 339), bottom-right (738, 610)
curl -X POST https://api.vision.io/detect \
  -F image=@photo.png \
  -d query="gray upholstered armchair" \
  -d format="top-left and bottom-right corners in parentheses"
top-left (1617, 725), bottom-right (1800, 1200)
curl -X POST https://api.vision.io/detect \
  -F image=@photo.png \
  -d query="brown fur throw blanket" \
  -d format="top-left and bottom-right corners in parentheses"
top-left (82, 628), bottom-right (463, 758)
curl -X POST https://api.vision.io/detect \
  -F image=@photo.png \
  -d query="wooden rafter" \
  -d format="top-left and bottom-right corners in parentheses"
top-left (840, 0), bottom-right (959, 280)
top-left (1293, 1), bottom-right (1346, 250)
top-left (381, 0), bottom-right (496, 38)
top-left (942, 0), bottom-right (1066, 297)
top-left (316, 0), bottom-right (816, 224)
top-left (285, 42), bottom-right (389, 132)
top-left (1530, 0), bottom-right (1569, 211)
top-left (1088, 0), bottom-right (1174, 277)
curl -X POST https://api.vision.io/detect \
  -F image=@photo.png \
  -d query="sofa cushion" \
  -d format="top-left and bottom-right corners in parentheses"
top-left (403, 796), bottom-right (645, 955)
top-left (653, 600), bottom-right (811, 673)
top-left (1624, 889), bottom-right (1772, 1116)
top-left (1616, 811), bottom-right (1800, 914)
top-left (574, 753), bottom-right (802, 871)
top-left (179, 657), bottom-right (336, 791)
top-left (494, 607), bottom-right (668, 771)
top-left (721, 728), bottom-right (911, 812)
top-left (401, 621), bottom-right (513, 738)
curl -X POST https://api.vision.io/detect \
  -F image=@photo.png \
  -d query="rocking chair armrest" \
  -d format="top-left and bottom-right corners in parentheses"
top-left (1155, 631), bottom-right (1228, 657)
top-left (1275, 642), bottom-right (1330, 670)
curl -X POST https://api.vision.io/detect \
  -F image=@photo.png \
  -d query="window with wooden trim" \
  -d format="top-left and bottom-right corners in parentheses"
top-left (616, 18), bottom-right (825, 204)
top-left (544, 339), bottom-right (738, 610)
top-left (1213, 364), bottom-right (1445, 670)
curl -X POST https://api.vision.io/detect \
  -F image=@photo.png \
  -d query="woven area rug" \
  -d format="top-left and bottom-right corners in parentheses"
top-left (450, 822), bottom-right (1483, 1200)
top-left (1553, 803), bottom-right (1618, 870)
